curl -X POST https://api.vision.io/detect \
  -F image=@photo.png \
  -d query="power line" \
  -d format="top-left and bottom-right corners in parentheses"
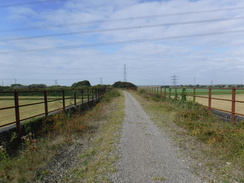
top-left (0, 0), bottom-right (64, 8)
top-left (2, 16), bottom-right (244, 42)
top-left (1, 29), bottom-right (244, 54)
top-left (171, 75), bottom-right (178, 87)
top-left (1, 6), bottom-right (244, 33)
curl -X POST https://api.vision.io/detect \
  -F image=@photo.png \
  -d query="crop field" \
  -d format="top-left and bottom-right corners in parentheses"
top-left (149, 87), bottom-right (244, 94)
top-left (187, 94), bottom-right (244, 115)
top-left (0, 96), bottom-right (85, 127)
top-left (168, 89), bottom-right (244, 116)
top-left (140, 87), bottom-right (244, 117)
top-left (164, 88), bottom-right (244, 95)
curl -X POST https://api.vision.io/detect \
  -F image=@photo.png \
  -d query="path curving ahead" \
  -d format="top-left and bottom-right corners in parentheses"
top-left (111, 91), bottom-right (203, 183)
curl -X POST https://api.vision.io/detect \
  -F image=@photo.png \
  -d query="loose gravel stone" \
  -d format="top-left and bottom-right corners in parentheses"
top-left (111, 91), bottom-right (204, 183)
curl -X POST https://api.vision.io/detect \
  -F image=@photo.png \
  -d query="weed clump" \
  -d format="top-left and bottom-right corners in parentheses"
top-left (102, 89), bottom-right (120, 103)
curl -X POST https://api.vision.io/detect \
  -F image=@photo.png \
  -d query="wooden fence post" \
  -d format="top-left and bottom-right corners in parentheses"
top-left (81, 89), bottom-right (84, 104)
top-left (169, 88), bottom-right (171, 99)
top-left (231, 87), bottom-right (236, 124)
top-left (92, 89), bottom-right (94, 102)
top-left (44, 90), bottom-right (48, 117)
top-left (74, 91), bottom-right (77, 106)
top-left (90, 89), bottom-right (93, 102)
top-left (62, 89), bottom-right (65, 112)
top-left (86, 89), bottom-right (90, 102)
top-left (164, 87), bottom-right (166, 100)
top-left (14, 90), bottom-right (21, 135)
top-left (174, 88), bottom-right (178, 100)
top-left (193, 87), bottom-right (196, 103)
top-left (208, 88), bottom-right (212, 110)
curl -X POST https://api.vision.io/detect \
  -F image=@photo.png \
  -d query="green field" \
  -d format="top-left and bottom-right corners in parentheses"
top-left (0, 96), bottom-right (86, 127)
top-left (148, 87), bottom-right (244, 95)
top-left (139, 87), bottom-right (244, 116)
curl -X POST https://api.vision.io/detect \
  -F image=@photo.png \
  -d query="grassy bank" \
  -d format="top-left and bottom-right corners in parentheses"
top-left (132, 90), bottom-right (244, 183)
top-left (0, 89), bottom-right (124, 183)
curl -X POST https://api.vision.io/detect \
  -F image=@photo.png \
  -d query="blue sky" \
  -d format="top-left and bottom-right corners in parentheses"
top-left (1, 0), bottom-right (244, 86)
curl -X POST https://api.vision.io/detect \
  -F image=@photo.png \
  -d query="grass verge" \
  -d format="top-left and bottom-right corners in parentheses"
top-left (131, 90), bottom-right (244, 183)
top-left (0, 89), bottom-right (124, 183)
top-left (62, 89), bottom-right (124, 182)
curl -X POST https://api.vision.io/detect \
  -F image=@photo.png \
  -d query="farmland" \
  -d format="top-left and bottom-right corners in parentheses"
top-left (193, 94), bottom-right (244, 115)
top-left (0, 96), bottom-right (81, 127)
top-left (139, 87), bottom-right (244, 120)
top-left (0, 88), bottom-right (106, 129)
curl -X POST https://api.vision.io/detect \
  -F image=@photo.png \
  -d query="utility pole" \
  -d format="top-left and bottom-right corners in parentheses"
top-left (171, 75), bottom-right (178, 87)
top-left (124, 64), bottom-right (127, 82)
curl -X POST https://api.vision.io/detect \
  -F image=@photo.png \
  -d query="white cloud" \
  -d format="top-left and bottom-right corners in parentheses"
top-left (1, 0), bottom-right (244, 86)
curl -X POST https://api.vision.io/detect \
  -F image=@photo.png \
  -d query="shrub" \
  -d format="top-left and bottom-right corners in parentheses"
top-left (112, 81), bottom-right (137, 89)
top-left (102, 89), bottom-right (120, 103)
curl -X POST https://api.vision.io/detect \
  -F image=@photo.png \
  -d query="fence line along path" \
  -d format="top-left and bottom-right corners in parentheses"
top-left (0, 88), bottom-right (106, 135)
top-left (111, 91), bottom-right (202, 183)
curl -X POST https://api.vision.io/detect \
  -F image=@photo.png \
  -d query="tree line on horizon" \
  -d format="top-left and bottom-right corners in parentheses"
top-left (0, 80), bottom-right (138, 91)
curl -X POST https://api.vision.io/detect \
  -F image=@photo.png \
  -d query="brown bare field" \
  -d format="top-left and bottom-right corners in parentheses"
top-left (188, 94), bottom-right (244, 116)
top-left (0, 97), bottom-right (84, 127)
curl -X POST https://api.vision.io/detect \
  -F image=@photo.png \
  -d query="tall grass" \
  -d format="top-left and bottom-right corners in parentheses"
top-left (173, 100), bottom-right (244, 164)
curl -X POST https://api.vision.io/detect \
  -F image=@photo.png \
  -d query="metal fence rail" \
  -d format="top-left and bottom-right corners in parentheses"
top-left (0, 88), bottom-right (106, 133)
top-left (139, 86), bottom-right (244, 124)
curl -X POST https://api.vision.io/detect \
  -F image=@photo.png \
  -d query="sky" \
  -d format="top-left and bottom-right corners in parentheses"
top-left (1, 0), bottom-right (244, 86)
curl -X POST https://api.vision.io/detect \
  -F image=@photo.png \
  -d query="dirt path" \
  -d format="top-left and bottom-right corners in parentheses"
top-left (111, 91), bottom-right (203, 183)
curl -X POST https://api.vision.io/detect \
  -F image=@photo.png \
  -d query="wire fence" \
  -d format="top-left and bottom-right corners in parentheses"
top-left (0, 88), bottom-right (106, 133)
top-left (139, 86), bottom-right (244, 124)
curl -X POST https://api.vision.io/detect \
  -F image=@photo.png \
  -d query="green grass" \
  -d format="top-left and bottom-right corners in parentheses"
top-left (133, 90), bottom-right (244, 182)
top-left (142, 87), bottom-right (244, 96)
top-left (65, 90), bottom-right (124, 182)
top-left (0, 89), bottom-right (124, 182)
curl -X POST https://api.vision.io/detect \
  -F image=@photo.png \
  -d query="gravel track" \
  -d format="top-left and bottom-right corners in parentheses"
top-left (111, 91), bottom-right (203, 183)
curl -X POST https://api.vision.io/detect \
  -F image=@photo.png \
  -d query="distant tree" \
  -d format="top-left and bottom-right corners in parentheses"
top-left (47, 85), bottom-right (69, 90)
top-left (92, 84), bottom-right (110, 89)
top-left (16, 85), bottom-right (29, 89)
top-left (112, 81), bottom-right (137, 89)
top-left (71, 80), bottom-right (91, 88)
top-left (10, 84), bottom-right (22, 88)
top-left (10, 84), bottom-right (29, 89)
top-left (28, 84), bottom-right (47, 89)
top-left (0, 86), bottom-right (10, 91)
